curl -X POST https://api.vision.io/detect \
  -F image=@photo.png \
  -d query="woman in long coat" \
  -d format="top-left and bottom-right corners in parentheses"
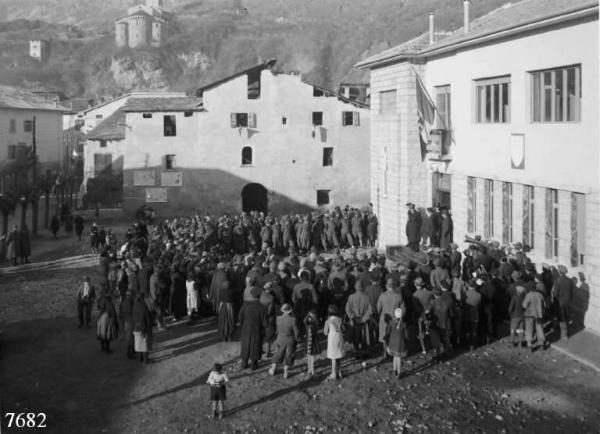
top-left (97, 286), bottom-right (119, 353)
top-left (238, 288), bottom-right (267, 370)
top-left (170, 265), bottom-right (187, 321)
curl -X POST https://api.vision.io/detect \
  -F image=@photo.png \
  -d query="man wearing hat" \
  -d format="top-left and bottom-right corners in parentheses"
top-left (405, 203), bottom-right (422, 252)
top-left (268, 303), bottom-right (299, 378)
top-left (430, 284), bottom-right (454, 358)
top-left (238, 286), bottom-right (267, 370)
top-left (345, 280), bottom-right (373, 359)
top-left (552, 265), bottom-right (574, 340)
top-left (412, 277), bottom-right (433, 354)
top-left (463, 280), bottom-right (481, 351)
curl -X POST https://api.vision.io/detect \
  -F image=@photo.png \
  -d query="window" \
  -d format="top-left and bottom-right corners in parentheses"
top-left (9, 119), bottom-right (16, 133)
top-left (230, 113), bottom-right (257, 128)
top-left (93, 153), bottom-right (112, 176)
top-left (163, 115), bottom-right (176, 136)
top-left (247, 71), bottom-right (261, 99)
top-left (502, 182), bottom-right (513, 244)
top-left (241, 147), bottom-right (253, 165)
top-left (545, 188), bottom-right (559, 258)
top-left (7, 144), bottom-right (16, 159)
top-left (143, 113), bottom-right (153, 119)
top-left (523, 185), bottom-right (535, 249)
top-left (312, 112), bottom-right (323, 126)
top-left (316, 189), bottom-right (330, 206)
top-left (571, 192), bottom-right (585, 267)
top-left (313, 87), bottom-right (324, 97)
top-left (531, 65), bottom-right (581, 122)
top-left (75, 119), bottom-right (84, 130)
top-left (467, 177), bottom-right (477, 233)
top-left (24, 120), bottom-right (33, 132)
top-left (342, 111), bottom-right (360, 126)
top-left (184, 111), bottom-right (193, 117)
top-left (379, 90), bottom-right (397, 114)
top-left (322, 147), bottom-right (333, 167)
top-left (435, 85), bottom-right (451, 128)
top-left (484, 179), bottom-right (494, 239)
top-left (96, 114), bottom-right (103, 119)
top-left (475, 76), bottom-right (511, 123)
top-left (99, 140), bottom-right (107, 148)
top-left (282, 117), bottom-right (287, 125)
top-left (165, 154), bottom-right (176, 170)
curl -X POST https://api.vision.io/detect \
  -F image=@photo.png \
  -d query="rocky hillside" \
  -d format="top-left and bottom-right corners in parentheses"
top-left (0, 0), bottom-right (510, 100)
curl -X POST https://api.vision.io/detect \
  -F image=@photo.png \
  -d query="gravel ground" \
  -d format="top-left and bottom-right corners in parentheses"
top-left (1, 266), bottom-right (600, 434)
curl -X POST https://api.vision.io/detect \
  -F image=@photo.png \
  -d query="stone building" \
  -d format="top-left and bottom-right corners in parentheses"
top-left (29, 40), bottom-right (49, 62)
top-left (120, 59), bottom-right (370, 216)
top-left (115, 0), bottom-right (173, 48)
top-left (357, 0), bottom-right (600, 333)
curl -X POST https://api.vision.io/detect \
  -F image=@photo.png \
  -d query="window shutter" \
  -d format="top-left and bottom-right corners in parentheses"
top-left (341, 112), bottom-right (346, 126)
top-left (230, 113), bottom-right (237, 128)
top-left (353, 112), bottom-right (360, 126)
top-left (248, 113), bottom-right (257, 129)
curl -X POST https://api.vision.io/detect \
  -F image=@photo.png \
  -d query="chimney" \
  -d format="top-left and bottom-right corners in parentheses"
top-left (463, 0), bottom-right (470, 34)
top-left (429, 14), bottom-right (435, 45)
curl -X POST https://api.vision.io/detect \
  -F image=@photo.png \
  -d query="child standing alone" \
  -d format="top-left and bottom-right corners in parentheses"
top-left (385, 307), bottom-right (407, 378)
top-left (324, 305), bottom-right (345, 380)
top-left (207, 363), bottom-right (229, 419)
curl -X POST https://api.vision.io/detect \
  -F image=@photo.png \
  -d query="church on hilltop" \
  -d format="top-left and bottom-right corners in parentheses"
top-left (115, 0), bottom-right (173, 49)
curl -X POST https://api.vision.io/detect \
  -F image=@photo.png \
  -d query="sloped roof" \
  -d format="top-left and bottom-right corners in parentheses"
top-left (122, 97), bottom-right (204, 112)
top-left (0, 85), bottom-right (70, 112)
top-left (195, 58), bottom-right (277, 96)
top-left (357, 0), bottom-right (598, 68)
top-left (87, 110), bottom-right (126, 141)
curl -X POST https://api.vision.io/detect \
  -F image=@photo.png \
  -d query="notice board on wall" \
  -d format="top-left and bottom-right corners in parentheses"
top-left (145, 187), bottom-right (168, 203)
top-left (133, 170), bottom-right (156, 186)
top-left (161, 171), bottom-right (183, 187)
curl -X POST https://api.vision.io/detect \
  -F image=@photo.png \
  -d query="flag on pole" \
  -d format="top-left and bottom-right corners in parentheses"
top-left (415, 73), bottom-right (436, 161)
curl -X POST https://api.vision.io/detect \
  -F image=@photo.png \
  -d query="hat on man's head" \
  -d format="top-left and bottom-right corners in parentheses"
top-left (557, 265), bottom-right (568, 275)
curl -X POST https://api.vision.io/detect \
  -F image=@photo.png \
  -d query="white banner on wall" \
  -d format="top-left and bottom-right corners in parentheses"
top-left (145, 187), bottom-right (168, 203)
top-left (133, 170), bottom-right (156, 186)
top-left (161, 171), bottom-right (183, 187)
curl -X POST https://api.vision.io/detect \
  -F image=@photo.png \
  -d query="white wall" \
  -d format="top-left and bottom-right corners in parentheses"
top-left (425, 18), bottom-right (599, 193)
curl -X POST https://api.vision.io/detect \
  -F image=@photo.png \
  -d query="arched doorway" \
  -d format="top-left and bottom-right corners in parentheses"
top-left (241, 183), bottom-right (268, 213)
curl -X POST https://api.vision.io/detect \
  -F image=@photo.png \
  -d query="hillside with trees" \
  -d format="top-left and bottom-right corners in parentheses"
top-left (0, 0), bottom-right (509, 99)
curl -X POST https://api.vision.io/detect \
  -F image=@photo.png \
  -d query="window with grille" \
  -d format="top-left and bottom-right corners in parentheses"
top-left (531, 65), bottom-right (581, 123)
top-left (523, 185), bottom-right (535, 249)
top-left (467, 177), bottom-right (477, 233)
top-left (474, 76), bottom-right (511, 123)
top-left (342, 111), bottom-right (360, 126)
top-left (484, 179), bottom-right (495, 239)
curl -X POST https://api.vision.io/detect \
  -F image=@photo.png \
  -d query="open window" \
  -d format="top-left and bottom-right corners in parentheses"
top-left (342, 111), bottom-right (360, 126)
top-left (247, 70), bottom-right (261, 99)
top-left (322, 147), bottom-right (333, 167)
top-left (165, 154), bottom-right (176, 170)
top-left (316, 189), bottom-right (330, 206)
top-left (241, 146), bottom-right (253, 166)
top-left (231, 113), bottom-right (257, 128)
top-left (312, 112), bottom-right (323, 126)
top-left (163, 115), bottom-right (176, 136)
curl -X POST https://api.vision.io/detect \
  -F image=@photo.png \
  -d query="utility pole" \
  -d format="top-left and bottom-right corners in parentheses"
top-left (31, 116), bottom-right (38, 234)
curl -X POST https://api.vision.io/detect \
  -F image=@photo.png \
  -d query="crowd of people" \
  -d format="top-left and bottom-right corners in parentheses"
top-left (79, 204), bottom-right (577, 419)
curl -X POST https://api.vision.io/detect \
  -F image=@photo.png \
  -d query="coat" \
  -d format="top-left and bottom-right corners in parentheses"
top-left (238, 300), bottom-right (267, 362)
top-left (275, 313), bottom-right (298, 346)
top-left (431, 293), bottom-right (454, 330)
top-left (406, 211), bottom-right (422, 244)
top-left (210, 269), bottom-right (229, 309)
top-left (552, 276), bottom-right (574, 307)
top-left (522, 290), bottom-right (545, 319)
top-left (376, 290), bottom-right (404, 343)
top-left (440, 214), bottom-right (453, 249)
top-left (19, 228), bottom-right (31, 256)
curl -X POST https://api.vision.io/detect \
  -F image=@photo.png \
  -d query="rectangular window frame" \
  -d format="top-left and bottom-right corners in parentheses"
top-left (24, 120), bottom-right (33, 132)
top-left (316, 189), bottom-right (331, 206)
top-left (379, 90), bottom-right (397, 115)
top-left (322, 147), bottom-right (333, 167)
top-left (163, 115), bottom-right (177, 137)
top-left (502, 182), bottom-right (513, 244)
top-left (467, 177), bottom-right (477, 234)
top-left (435, 85), bottom-right (451, 129)
top-left (312, 112), bottom-right (323, 126)
top-left (484, 179), bottom-right (495, 239)
top-left (7, 144), bottom-right (17, 160)
top-left (9, 119), bottom-right (16, 133)
top-left (523, 185), bottom-right (535, 249)
top-left (165, 154), bottom-right (176, 170)
top-left (530, 64), bottom-right (581, 123)
top-left (474, 75), bottom-right (511, 124)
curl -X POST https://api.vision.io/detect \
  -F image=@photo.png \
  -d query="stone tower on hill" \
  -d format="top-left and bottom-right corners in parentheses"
top-left (115, 0), bottom-right (173, 49)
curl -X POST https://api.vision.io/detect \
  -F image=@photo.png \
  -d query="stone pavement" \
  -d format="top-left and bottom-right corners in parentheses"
top-left (552, 329), bottom-right (600, 373)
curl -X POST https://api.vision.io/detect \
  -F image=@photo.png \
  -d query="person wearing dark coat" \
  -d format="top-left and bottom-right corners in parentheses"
top-left (170, 267), bottom-right (188, 321)
top-left (50, 215), bottom-right (60, 239)
top-left (218, 281), bottom-right (236, 341)
top-left (120, 290), bottom-right (135, 358)
top-left (132, 292), bottom-right (153, 363)
top-left (238, 287), bottom-right (267, 370)
top-left (210, 264), bottom-right (229, 313)
top-left (431, 206), bottom-right (442, 247)
top-left (96, 287), bottom-right (119, 353)
top-left (19, 225), bottom-right (31, 264)
top-left (405, 203), bottom-right (422, 252)
top-left (430, 287), bottom-right (453, 357)
top-left (440, 209), bottom-right (453, 249)
top-left (552, 265), bottom-right (575, 339)
top-left (74, 214), bottom-right (84, 241)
